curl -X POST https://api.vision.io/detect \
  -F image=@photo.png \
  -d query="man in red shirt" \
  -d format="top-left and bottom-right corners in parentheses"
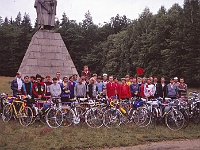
top-left (119, 78), bottom-right (132, 100)
top-left (114, 77), bottom-right (120, 98)
top-left (81, 65), bottom-right (91, 82)
top-left (106, 76), bottom-right (116, 98)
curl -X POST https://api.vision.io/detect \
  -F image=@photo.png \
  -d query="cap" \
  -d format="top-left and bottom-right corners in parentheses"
top-left (97, 76), bottom-right (102, 79)
top-left (46, 75), bottom-right (50, 78)
top-left (103, 73), bottom-right (107, 76)
top-left (121, 78), bottom-right (126, 81)
top-left (174, 77), bottom-right (178, 80)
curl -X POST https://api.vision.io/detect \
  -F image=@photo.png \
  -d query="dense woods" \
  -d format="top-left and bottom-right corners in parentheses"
top-left (0, 0), bottom-right (200, 87)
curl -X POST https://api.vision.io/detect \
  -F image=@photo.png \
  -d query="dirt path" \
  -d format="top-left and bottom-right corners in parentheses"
top-left (101, 139), bottom-right (200, 150)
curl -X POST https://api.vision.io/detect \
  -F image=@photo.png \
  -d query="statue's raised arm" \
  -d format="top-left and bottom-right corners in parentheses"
top-left (34, 0), bottom-right (57, 30)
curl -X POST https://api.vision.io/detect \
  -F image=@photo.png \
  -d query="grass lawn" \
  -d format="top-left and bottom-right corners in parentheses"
top-left (0, 76), bottom-right (14, 95)
top-left (0, 121), bottom-right (200, 150)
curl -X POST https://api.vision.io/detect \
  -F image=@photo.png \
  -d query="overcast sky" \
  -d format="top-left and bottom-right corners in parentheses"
top-left (0, 0), bottom-right (184, 25)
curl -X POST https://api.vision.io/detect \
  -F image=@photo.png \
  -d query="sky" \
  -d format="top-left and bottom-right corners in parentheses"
top-left (0, 0), bottom-right (184, 25)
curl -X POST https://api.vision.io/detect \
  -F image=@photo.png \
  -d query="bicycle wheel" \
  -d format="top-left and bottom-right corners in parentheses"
top-left (128, 108), bottom-right (139, 124)
top-left (180, 109), bottom-right (190, 128)
top-left (61, 108), bottom-right (74, 127)
top-left (2, 104), bottom-right (13, 122)
top-left (30, 106), bottom-right (39, 124)
top-left (85, 107), bottom-right (104, 128)
top-left (132, 107), bottom-right (151, 128)
top-left (73, 106), bottom-right (86, 124)
top-left (103, 108), bottom-right (122, 128)
top-left (191, 107), bottom-right (200, 124)
top-left (165, 109), bottom-right (185, 131)
top-left (19, 106), bottom-right (33, 126)
top-left (46, 107), bottom-right (62, 128)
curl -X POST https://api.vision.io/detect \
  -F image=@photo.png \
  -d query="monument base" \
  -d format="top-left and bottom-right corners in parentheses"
top-left (18, 30), bottom-right (78, 78)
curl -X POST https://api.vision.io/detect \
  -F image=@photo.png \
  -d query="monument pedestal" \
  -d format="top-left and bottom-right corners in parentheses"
top-left (18, 30), bottom-right (78, 78)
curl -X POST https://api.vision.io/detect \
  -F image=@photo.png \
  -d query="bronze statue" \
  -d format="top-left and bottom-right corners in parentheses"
top-left (34, 0), bottom-right (57, 30)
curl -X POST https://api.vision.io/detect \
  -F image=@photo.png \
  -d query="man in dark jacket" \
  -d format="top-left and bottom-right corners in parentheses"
top-left (11, 72), bottom-right (23, 97)
top-left (22, 76), bottom-right (32, 97)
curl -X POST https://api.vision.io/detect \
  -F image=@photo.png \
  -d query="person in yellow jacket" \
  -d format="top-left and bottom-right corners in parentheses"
top-left (125, 75), bottom-right (132, 86)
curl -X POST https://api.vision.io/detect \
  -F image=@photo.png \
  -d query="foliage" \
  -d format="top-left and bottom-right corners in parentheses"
top-left (0, 0), bottom-right (200, 86)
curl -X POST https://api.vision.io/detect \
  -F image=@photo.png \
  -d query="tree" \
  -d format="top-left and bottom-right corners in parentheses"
top-left (15, 12), bottom-right (22, 26)
top-left (0, 16), bottom-right (3, 26)
top-left (110, 14), bottom-right (131, 34)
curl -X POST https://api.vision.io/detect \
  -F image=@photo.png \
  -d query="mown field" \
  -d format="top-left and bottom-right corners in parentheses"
top-left (0, 121), bottom-right (200, 150)
top-left (0, 76), bottom-right (13, 95)
top-left (0, 76), bottom-right (200, 150)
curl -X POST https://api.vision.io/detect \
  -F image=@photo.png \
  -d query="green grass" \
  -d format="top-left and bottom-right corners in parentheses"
top-left (0, 121), bottom-right (200, 150)
top-left (0, 76), bottom-right (13, 95)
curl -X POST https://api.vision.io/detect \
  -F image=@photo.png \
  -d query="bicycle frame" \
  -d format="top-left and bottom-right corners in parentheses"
top-left (11, 100), bottom-right (27, 118)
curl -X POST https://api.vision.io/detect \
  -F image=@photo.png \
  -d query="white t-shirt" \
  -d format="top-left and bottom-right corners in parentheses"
top-left (17, 78), bottom-right (23, 90)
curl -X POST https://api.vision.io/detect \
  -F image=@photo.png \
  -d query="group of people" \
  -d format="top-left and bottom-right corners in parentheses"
top-left (10, 65), bottom-right (188, 103)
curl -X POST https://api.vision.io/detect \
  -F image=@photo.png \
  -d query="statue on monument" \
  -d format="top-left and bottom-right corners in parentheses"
top-left (34, 0), bottom-right (57, 30)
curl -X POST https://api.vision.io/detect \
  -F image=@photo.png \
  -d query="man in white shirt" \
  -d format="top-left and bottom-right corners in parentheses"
top-left (56, 72), bottom-right (62, 84)
top-left (144, 78), bottom-right (156, 99)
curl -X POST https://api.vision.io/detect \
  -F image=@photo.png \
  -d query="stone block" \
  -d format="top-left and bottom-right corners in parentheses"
top-left (54, 33), bottom-right (61, 40)
top-left (26, 59), bottom-right (38, 66)
top-left (32, 38), bottom-right (39, 45)
top-left (38, 39), bottom-right (50, 46)
top-left (30, 45), bottom-right (41, 52)
top-left (35, 31), bottom-right (43, 39)
top-left (28, 52), bottom-right (34, 58)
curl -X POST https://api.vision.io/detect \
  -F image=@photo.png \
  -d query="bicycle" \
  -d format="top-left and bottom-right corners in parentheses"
top-left (45, 97), bottom-right (63, 128)
top-left (103, 98), bottom-right (132, 128)
top-left (146, 97), bottom-right (185, 131)
top-left (85, 99), bottom-right (104, 128)
top-left (2, 95), bottom-right (33, 126)
top-left (128, 97), bottom-right (151, 128)
top-left (31, 97), bottom-right (50, 124)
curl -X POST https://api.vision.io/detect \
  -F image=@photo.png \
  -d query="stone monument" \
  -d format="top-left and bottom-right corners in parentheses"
top-left (18, 0), bottom-right (78, 78)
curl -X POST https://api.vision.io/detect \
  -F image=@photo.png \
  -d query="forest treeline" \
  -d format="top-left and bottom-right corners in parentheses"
top-left (0, 0), bottom-right (200, 87)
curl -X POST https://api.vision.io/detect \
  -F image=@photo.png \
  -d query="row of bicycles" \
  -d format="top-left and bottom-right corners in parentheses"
top-left (0, 92), bottom-right (200, 131)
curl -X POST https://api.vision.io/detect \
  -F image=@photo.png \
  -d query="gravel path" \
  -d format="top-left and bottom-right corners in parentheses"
top-left (101, 139), bottom-right (200, 150)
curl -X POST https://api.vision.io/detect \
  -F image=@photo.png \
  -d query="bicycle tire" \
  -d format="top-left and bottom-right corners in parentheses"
top-left (181, 109), bottom-right (190, 128)
top-left (19, 106), bottom-right (33, 126)
top-left (46, 107), bottom-right (62, 128)
top-left (73, 106), bottom-right (86, 124)
top-left (103, 108), bottom-right (122, 128)
top-left (132, 107), bottom-right (152, 128)
top-left (191, 107), bottom-right (200, 124)
top-left (165, 109), bottom-right (185, 131)
top-left (30, 106), bottom-right (39, 124)
top-left (85, 107), bottom-right (104, 128)
top-left (61, 108), bottom-right (74, 127)
top-left (2, 104), bottom-right (13, 122)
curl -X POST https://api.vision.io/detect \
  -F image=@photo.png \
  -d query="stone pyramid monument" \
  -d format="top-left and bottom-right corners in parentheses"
top-left (18, 0), bottom-right (78, 78)
top-left (18, 30), bottom-right (78, 78)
